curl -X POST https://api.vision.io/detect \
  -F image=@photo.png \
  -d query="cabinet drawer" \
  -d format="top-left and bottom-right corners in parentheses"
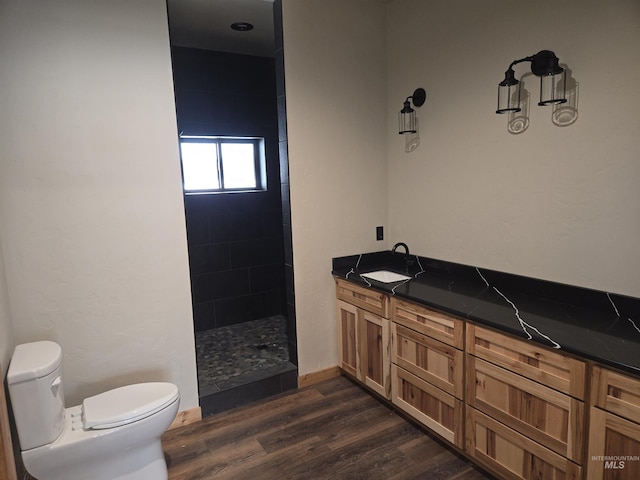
top-left (466, 408), bottom-right (582, 480)
top-left (587, 406), bottom-right (640, 480)
top-left (591, 365), bottom-right (640, 424)
top-left (466, 324), bottom-right (586, 400)
top-left (391, 298), bottom-right (463, 348)
top-left (391, 323), bottom-right (463, 399)
top-left (336, 279), bottom-right (388, 318)
top-left (467, 356), bottom-right (584, 463)
top-left (391, 364), bottom-right (463, 447)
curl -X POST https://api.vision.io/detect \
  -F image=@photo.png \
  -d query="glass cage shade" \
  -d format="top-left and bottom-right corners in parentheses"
top-left (497, 82), bottom-right (522, 114)
top-left (539, 70), bottom-right (567, 106)
top-left (399, 108), bottom-right (417, 134)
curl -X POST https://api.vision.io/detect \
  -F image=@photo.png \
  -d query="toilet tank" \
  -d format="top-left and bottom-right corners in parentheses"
top-left (7, 341), bottom-right (65, 450)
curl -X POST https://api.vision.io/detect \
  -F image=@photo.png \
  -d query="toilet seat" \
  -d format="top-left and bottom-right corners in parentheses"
top-left (82, 382), bottom-right (179, 430)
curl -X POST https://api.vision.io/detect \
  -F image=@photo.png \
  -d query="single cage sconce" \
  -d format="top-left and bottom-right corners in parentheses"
top-left (399, 88), bottom-right (426, 134)
top-left (496, 50), bottom-right (567, 114)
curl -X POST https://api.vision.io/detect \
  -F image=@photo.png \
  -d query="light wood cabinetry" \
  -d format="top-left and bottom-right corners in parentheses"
top-left (390, 298), bottom-right (465, 447)
top-left (392, 323), bottom-right (463, 398)
top-left (467, 355), bottom-right (584, 462)
top-left (337, 299), bottom-right (358, 378)
top-left (466, 324), bottom-right (586, 479)
top-left (336, 280), bottom-right (391, 399)
top-left (335, 279), bottom-right (640, 480)
top-left (392, 298), bottom-right (464, 349)
top-left (360, 309), bottom-right (390, 397)
top-left (590, 366), bottom-right (640, 424)
top-left (466, 323), bottom-right (586, 400)
top-left (587, 365), bottom-right (640, 480)
top-left (467, 408), bottom-right (582, 480)
top-left (336, 278), bottom-right (388, 318)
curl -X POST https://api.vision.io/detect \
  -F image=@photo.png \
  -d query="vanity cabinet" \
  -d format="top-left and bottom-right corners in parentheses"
top-left (466, 324), bottom-right (586, 479)
top-left (390, 298), bottom-right (464, 447)
top-left (334, 276), bottom-right (640, 480)
top-left (587, 366), bottom-right (640, 480)
top-left (336, 280), bottom-right (391, 399)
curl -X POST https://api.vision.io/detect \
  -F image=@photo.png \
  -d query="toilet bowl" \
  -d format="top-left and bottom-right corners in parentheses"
top-left (7, 341), bottom-right (180, 480)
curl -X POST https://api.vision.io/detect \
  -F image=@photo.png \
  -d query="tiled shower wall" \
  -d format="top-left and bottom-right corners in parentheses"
top-left (273, 0), bottom-right (297, 366)
top-left (171, 47), bottom-right (286, 333)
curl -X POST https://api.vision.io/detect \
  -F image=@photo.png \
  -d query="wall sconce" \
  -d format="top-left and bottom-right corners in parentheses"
top-left (496, 50), bottom-right (567, 115)
top-left (398, 88), bottom-right (426, 134)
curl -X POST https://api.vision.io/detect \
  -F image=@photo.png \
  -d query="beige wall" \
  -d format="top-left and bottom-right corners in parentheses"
top-left (0, 0), bottom-right (198, 409)
top-left (282, 0), bottom-right (389, 375)
top-left (387, 0), bottom-right (640, 297)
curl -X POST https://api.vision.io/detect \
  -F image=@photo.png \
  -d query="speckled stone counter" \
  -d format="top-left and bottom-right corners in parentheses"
top-left (332, 251), bottom-right (640, 376)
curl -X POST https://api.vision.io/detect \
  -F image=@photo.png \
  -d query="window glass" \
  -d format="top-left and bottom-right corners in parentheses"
top-left (221, 143), bottom-right (256, 189)
top-left (180, 143), bottom-right (219, 190)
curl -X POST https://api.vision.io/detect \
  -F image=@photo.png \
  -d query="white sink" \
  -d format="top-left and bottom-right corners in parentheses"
top-left (360, 270), bottom-right (411, 283)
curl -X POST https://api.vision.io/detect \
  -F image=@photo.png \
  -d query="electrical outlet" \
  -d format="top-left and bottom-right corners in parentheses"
top-left (376, 226), bottom-right (383, 241)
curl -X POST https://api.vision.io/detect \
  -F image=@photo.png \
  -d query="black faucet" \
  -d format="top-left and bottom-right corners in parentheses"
top-left (392, 242), bottom-right (409, 255)
top-left (392, 242), bottom-right (414, 273)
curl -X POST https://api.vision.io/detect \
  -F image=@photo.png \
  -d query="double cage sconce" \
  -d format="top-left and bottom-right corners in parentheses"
top-left (496, 50), bottom-right (567, 114)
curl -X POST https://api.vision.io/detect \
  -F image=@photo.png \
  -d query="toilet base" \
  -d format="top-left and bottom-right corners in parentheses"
top-left (24, 440), bottom-right (168, 480)
top-left (21, 398), bottom-right (178, 480)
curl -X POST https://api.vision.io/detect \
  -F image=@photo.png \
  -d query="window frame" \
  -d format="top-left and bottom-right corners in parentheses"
top-left (179, 135), bottom-right (266, 194)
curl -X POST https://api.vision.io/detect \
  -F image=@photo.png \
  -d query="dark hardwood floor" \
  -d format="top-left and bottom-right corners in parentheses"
top-left (163, 375), bottom-right (495, 480)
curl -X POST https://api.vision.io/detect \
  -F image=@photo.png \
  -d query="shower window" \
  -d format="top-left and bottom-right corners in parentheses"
top-left (179, 136), bottom-right (266, 193)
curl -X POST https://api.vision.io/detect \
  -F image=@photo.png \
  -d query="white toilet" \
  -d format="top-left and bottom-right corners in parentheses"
top-left (7, 341), bottom-right (180, 480)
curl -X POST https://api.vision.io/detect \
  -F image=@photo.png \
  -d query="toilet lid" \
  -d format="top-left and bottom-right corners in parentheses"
top-left (82, 382), bottom-right (179, 430)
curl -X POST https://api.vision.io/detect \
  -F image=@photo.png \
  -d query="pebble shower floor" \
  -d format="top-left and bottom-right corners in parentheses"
top-left (195, 315), bottom-right (293, 396)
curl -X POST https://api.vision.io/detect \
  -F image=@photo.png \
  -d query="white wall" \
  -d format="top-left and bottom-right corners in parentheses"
top-left (282, 0), bottom-right (388, 376)
top-left (0, 0), bottom-right (198, 409)
top-left (387, 0), bottom-right (640, 297)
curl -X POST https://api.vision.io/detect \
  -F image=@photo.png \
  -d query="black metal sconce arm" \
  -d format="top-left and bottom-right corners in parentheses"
top-left (501, 50), bottom-right (563, 84)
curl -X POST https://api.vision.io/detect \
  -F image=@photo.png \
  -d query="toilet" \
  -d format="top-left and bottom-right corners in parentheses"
top-left (7, 341), bottom-right (180, 480)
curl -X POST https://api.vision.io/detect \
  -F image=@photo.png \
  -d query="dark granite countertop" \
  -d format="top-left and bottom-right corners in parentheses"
top-left (332, 251), bottom-right (640, 377)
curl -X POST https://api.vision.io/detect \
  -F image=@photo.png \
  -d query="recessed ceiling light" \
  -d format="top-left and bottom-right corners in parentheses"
top-left (231, 22), bottom-right (254, 32)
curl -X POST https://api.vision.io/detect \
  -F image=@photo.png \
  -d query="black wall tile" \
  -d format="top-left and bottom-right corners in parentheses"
top-left (229, 237), bottom-right (284, 269)
top-left (173, 46), bottom-right (288, 332)
top-left (209, 211), bottom-right (265, 243)
top-left (185, 215), bottom-right (209, 246)
top-left (191, 269), bottom-right (251, 304)
top-left (214, 293), bottom-right (269, 328)
top-left (192, 301), bottom-right (215, 332)
top-left (188, 243), bottom-right (230, 275)
top-left (250, 264), bottom-right (285, 292)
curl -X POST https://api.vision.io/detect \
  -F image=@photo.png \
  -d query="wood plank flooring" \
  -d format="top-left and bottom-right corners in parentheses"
top-left (163, 375), bottom-right (495, 480)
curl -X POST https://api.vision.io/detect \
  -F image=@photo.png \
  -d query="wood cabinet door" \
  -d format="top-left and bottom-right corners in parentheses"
top-left (391, 323), bottom-right (463, 399)
top-left (587, 407), bottom-right (640, 480)
top-left (337, 299), bottom-right (359, 378)
top-left (466, 408), bottom-right (582, 480)
top-left (360, 311), bottom-right (390, 399)
top-left (466, 324), bottom-right (586, 400)
top-left (391, 364), bottom-right (463, 447)
top-left (467, 355), bottom-right (584, 463)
